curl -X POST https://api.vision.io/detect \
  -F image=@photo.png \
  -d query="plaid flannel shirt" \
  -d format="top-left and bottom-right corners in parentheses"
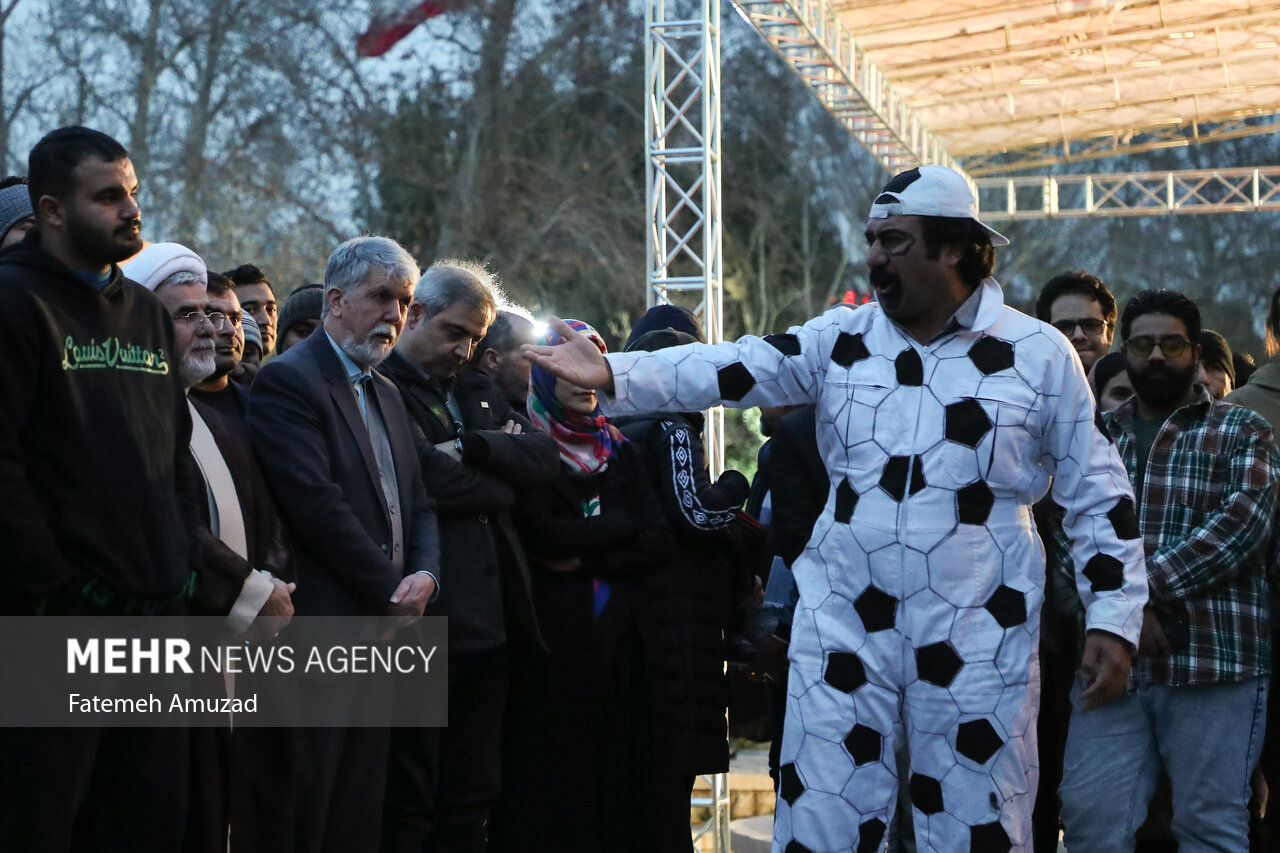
top-left (1057, 392), bottom-right (1277, 686)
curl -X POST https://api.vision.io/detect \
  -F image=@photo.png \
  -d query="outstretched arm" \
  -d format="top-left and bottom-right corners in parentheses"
top-left (522, 317), bottom-right (615, 391)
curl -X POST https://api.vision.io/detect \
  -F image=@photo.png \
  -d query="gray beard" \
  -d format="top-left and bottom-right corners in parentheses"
top-left (180, 350), bottom-right (217, 388)
top-left (341, 328), bottom-right (395, 369)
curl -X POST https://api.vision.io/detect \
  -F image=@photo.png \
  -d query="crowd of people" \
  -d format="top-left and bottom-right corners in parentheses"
top-left (2, 124), bottom-right (1280, 853)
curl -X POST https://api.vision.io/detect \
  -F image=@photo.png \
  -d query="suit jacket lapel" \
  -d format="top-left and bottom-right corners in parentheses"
top-left (311, 332), bottom-right (391, 521)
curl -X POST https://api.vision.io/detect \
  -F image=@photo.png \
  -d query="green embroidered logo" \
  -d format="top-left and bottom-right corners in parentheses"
top-left (61, 335), bottom-right (170, 375)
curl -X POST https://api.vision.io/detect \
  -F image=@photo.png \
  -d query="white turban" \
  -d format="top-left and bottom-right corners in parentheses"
top-left (120, 242), bottom-right (207, 292)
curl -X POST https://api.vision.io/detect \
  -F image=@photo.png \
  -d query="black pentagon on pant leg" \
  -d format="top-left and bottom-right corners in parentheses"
top-left (785, 842), bottom-right (813, 853)
top-left (1083, 553), bottom-right (1125, 592)
top-left (956, 479), bottom-right (995, 525)
top-left (831, 332), bottom-right (871, 367)
top-left (717, 362), bottom-right (757, 402)
top-left (895, 348), bottom-right (924, 386)
top-left (970, 820), bottom-right (1013, 852)
top-left (944, 398), bottom-right (993, 448)
top-left (844, 723), bottom-right (883, 765)
top-left (1108, 496), bottom-right (1141, 540)
top-left (968, 336), bottom-right (1015, 375)
top-left (854, 586), bottom-right (897, 632)
top-left (834, 479), bottom-right (859, 524)
top-left (824, 651), bottom-right (868, 693)
top-left (909, 773), bottom-right (944, 814)
top-left (779, 761), bottom-right (804, 806)
top-left (856, 818), bottom-right (887, 853)
top-left (983, 585), bottom-right (1027, 628)
top-left (764, 333), bottom-right (802, 357)
top-left (915, 642), bottom-right (963, 687)
top-left (956, 718), bottom-right (1004, 765)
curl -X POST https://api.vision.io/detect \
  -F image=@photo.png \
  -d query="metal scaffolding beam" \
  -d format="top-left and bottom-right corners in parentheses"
top-left (646, 0), bottom-right (727, 478)
top-left (645, 4), bottom-right (731, 848)
top-left (963, 117), bottom-right (1280, 176)
top-left (976, 166), bottom-right (1280, 220)
top-left (731, 0), bottom-right (961, 175)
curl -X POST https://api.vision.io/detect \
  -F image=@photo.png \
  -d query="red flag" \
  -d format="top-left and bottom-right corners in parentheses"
top-left (356, 1), bottom-right (461, 58)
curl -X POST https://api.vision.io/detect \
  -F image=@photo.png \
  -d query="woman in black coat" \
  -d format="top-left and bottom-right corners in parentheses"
top-left (489, 320), bottom-right (675, 853)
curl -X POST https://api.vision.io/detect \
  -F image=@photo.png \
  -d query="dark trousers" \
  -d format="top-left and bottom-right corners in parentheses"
top-left (185, 725), bottom-right (304, 853)
top-left (421, 646), bottom-right (509, 853)
top-left (0, 726), bottom-right (189, 852)
top-left (295, 671), bottom-right (393, 853)
top-left (1033, 632), bottom-right (1080, 852)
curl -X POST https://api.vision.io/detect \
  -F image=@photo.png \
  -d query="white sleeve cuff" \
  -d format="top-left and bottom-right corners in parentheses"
top-left (414, 570), bottom-right (441, 603)
top-left (226, 570), bottom-right (275, 634)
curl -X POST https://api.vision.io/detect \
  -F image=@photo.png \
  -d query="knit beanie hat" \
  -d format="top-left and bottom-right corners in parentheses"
top-left (241, 314), bottom-right (263, 352)
top-left (623, 304), bottom-right (704, 350)
top-left (277, 284), bottom-right (325, 353)
top-left (624, 328), bottom-right (701, 354)
top-left (120, 242), bottom-right (206, 291)
top-left (0, 184), bottom-right (32, 242)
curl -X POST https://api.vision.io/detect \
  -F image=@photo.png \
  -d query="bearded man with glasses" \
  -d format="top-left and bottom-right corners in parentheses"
top-left (1035, 270), bottom-right (1117, 374)
top-left (1055, 288), bottom-right (1279, 852)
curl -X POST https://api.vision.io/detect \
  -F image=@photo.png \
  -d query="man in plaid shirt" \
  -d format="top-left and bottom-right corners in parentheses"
top-left (1057, 289), bottom-right (1278, 851)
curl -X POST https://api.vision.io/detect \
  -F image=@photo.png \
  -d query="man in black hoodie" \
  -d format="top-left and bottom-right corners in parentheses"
top-left (0, 127), bottom-right (199, 849)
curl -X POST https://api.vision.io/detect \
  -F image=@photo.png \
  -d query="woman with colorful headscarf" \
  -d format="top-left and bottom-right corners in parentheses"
top-left (490, 320), bottom-right (675, 853)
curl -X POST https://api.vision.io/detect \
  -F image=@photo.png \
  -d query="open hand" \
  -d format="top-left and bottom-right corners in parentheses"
top-left (522, 317), bottom-right (614, 392)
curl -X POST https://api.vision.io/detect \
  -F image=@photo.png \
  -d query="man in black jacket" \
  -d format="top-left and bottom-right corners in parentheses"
top-left (379, 261), bottom-right (558, 853)
top-left (0, 127), bottom-right (198, 850)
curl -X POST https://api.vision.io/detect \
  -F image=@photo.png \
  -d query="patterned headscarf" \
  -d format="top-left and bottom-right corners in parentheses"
top-left (528, 319), bottom-right (627, 476)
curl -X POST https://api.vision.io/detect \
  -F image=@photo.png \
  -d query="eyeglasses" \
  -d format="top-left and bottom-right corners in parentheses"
top-left (173, 310), bottom-right (233, 327)
top-left (1124, 335), bottom-right (1191, 359)
top-left (1052, 318), bottom-right (1111, 336)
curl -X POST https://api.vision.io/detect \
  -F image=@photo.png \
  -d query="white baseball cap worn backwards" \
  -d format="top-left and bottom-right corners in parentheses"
top-left (868, 164), bottom-right (1010, 247)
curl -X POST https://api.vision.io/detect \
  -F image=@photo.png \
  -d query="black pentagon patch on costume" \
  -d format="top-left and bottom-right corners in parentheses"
top-left (944, 398), bottom-right (992, 448)
top-left (834, 479), bottom-right (859, 524)
top-left (880, 455), bottom-right (926, 501)
top-left (1083, 553), bottom-right (1124, 592)
top-left (1095, 409), bottom-right (1114, 443)
top-left (856, 819), bottom-right (887, 853)
top-left (909, 773), bottom-right (944, 814)
top-left (843, 724), bottom-right (883, 766)
top-left (831, 332), bottom-right (871, 367)
top-left (785, 842), bottom-right (813, 853)
top-left (968, 336), bottom-right (1016, 375)
top-left (854, 586), bottom-right (897, 632)
top-left (956, 480), bottom-right (996, 525)
top-left (983, 585), bottom-right (1027, 628)
top-left (916, 642), bottom-right (963, 687)
top-left (895, 348), bottom-right (924, 386)
top-left (956, 718), bottom-right (1004, 765)
top-left (764, 333), bottom-right (801, 357)
top-left (1108, 496), bottom-right (1141, 540)
top-left (824, 651), bottom-right (868, 693)
top-left (717, 362), bottom-right (757, 402)
top-left (970, 820), bottom-right (1013, 852)
top-left (779, 761), bottom-right (804, 806)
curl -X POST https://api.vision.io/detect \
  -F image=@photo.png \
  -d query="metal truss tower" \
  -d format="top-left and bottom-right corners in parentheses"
top-left (645, 3), bottom-right (731, 852)
top-left (646, 0), bottom-right (726, 479)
